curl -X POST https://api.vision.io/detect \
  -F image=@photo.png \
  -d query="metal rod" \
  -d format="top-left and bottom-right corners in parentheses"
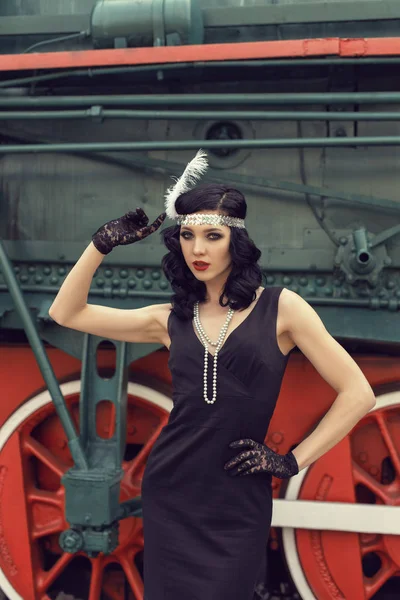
top-left (5, 136), bottom-right (400, 154)
top-left (3, 58), bottom-right (400, 90)
top-left (4, 92), bottom-right (400, 108)
top-left (0, 240), bottom-right (89, 469)
top-left (2, 109), bottom-right (400, 121)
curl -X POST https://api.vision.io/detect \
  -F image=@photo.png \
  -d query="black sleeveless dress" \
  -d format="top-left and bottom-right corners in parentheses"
top-left (141, 287), bottom-right (290, 600)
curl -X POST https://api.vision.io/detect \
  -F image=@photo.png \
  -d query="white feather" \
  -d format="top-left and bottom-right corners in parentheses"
top-left (164, 150), bottom-right (209, 219)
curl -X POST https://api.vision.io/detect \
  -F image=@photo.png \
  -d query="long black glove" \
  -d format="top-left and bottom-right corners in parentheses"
top-left (92, 208), bottom-right (166, 255)
top-left (224, 438), bottom-right (299, 479)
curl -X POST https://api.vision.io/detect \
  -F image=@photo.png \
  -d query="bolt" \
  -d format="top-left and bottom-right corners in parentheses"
top-left (85, 514), bottom-right (92, 523)
top-left (369, 466), bottom-right (379, 476)
top-left (271, 432), bottom-right (283, 444)
top-left (340, 237), bottom-right (348, 245)
top-left (358, 451), bottom-right (368, 464)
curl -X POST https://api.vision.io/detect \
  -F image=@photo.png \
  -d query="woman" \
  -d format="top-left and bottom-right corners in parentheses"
top-left (49, 151), bottom-right (376, 600)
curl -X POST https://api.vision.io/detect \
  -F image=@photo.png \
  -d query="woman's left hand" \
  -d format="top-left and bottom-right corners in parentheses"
top-left (224, 438), bottom-right (299, 479)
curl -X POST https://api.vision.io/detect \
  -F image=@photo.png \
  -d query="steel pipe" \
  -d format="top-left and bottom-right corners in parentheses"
top-left (4, 92), bottom-right (400, 108)
top-left (2, 108), bottom-right (400, 121)
top-left (5, 136), bottom-right (400, 153)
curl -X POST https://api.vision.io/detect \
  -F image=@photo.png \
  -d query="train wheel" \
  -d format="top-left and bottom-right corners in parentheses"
top-left (0, 379), bottom-right (172, 600)
top-left (282, 389), bottom-right (400, 600)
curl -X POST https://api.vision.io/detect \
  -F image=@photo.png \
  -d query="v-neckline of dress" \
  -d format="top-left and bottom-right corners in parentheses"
top-left (191, 288), bottom-right (266, 359)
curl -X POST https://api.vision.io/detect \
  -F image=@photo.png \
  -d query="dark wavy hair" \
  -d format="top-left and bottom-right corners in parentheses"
top-left (161, 183), bottom-right (262, 320)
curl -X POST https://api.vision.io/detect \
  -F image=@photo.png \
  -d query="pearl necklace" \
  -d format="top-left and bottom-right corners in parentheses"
top-left (193, 302), bottom-right (235, 404)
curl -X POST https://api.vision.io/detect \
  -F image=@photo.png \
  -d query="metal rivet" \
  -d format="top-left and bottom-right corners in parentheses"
top-left (96, 278), bottom-right (105, 287)
top-left (271, 432), bottom-right (283, 444)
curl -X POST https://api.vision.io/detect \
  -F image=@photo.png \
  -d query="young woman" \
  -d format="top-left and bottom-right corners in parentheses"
top-left (49, 152), bottom-right (375, 600)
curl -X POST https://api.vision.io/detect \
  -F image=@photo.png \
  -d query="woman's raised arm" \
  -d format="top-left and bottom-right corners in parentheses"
top-left (49, 209), bottom-right (168, 344)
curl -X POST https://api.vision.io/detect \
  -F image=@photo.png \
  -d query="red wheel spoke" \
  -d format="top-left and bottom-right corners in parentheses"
top-left (119, 554), bottom-right (144, 599)
top-left (352, 461), bottom-right (390, 503)
top-left (26, 486), bottom-right (65, 538)
top-left (360, 535), bottom-right (385, 557)
top-left (88, 557), bottom-right (104, 600)
top-left (31, 516), bottom-right (65, 539)
top-left (125, 418), bottom-right (168, 480)
top-left (27, 487), bottom-right (64, 508)
top-left (364, 558), bottom-right (398, 599)
top-left (374, 412), bottom-right (400, 477)
top-left (37, 552), bottom-right (74, 593)
top-left (23, 436), bottom-right (69, 479)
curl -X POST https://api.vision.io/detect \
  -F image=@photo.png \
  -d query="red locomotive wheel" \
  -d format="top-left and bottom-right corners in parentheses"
top-left (0, 380), bottom-right (172, 600)
top-left (281, 389), bottom-right (400, 600)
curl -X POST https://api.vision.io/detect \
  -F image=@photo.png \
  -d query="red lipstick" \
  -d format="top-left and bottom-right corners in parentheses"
top-left (193, 261), bottom-right (210, 271)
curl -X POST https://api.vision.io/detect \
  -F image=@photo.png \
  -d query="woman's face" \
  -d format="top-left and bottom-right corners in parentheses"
top-left (179, 210), bottom-right (232, 282)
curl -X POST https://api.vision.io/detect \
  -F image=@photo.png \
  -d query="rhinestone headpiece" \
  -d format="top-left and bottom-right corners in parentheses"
top-left (176, 214), bottom-right (245, 228)
top-left (164, 150), bottom-right (246, 229)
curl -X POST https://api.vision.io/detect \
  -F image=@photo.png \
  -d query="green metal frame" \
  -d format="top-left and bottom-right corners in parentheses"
top-left (0, 85), bottom-right (399, 554)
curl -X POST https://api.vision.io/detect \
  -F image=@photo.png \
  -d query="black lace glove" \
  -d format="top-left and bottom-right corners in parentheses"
top-left (224, 438), bottom-right (299, 479)
top-left (92, 208), bottom-right (166, 255)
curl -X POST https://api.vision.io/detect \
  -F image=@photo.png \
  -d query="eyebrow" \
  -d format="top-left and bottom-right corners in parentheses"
top-left (181, 227), bottom-right (222, 232)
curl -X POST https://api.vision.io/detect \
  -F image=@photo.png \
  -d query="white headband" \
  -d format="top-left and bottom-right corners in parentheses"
top-left (164, 150), bottom-right (246, 229)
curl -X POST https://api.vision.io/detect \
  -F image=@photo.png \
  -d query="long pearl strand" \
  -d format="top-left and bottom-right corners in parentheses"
top-left (193, 302), bottom-right (234, 404)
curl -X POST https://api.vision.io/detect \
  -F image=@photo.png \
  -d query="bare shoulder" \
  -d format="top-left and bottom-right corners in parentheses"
top-left (276, 288), bottom-right (317, 354)
top-left (277, 287), bottom-right (318, 333)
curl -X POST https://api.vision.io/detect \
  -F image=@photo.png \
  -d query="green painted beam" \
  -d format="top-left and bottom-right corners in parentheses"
top-left (203, 0), bottom-right (400, 27)
top-left (0, 15), bottom-right (89, 36)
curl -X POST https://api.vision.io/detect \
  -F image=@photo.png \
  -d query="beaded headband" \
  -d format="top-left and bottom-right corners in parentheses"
top-left (176, 214), bottom-right (245, 228)
top-left (164, 150), bottom-right (246, 229)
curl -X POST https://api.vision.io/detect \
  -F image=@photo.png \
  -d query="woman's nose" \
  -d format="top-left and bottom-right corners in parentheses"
top-left (193, 239), bottom-right (206, 254)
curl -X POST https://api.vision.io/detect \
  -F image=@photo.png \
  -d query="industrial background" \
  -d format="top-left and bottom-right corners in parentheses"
top-left (0, 0), bottom-right (400, 599)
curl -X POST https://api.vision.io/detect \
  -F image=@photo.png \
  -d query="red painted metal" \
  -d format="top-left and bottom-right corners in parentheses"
top-left (3, 37), bottom-right (400, 72)
top-left (0, 346), bottom-right (399, 598)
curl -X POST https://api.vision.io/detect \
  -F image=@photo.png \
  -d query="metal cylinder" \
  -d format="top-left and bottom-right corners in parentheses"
top-left (90, 0), bottom-right (203, 48)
